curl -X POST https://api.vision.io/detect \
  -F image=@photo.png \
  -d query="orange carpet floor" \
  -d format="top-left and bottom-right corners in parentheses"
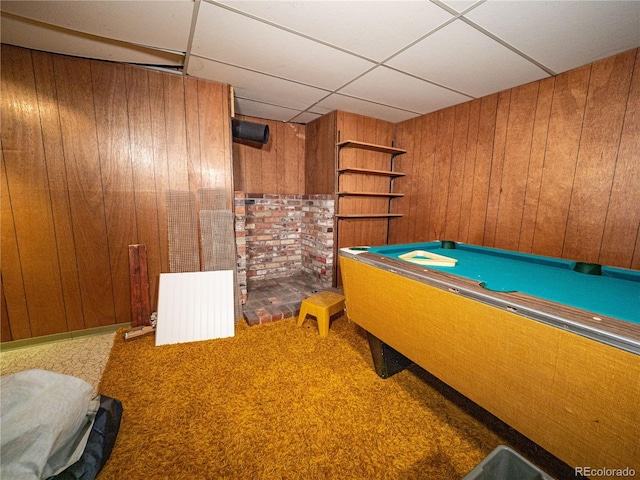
top-left (97, 316), bottom-right (573, 479)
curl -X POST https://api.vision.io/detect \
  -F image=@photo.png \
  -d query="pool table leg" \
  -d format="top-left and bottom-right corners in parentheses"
top-left (366, 332), bottom-right (413, 378)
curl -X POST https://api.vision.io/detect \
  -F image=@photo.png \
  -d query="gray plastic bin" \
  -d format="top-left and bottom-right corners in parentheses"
top-left (462, 446), bottom-right (555, 480)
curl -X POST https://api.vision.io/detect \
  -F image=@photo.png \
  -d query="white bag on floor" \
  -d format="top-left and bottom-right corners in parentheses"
top-left (0, 369), bottom-right (99, 480)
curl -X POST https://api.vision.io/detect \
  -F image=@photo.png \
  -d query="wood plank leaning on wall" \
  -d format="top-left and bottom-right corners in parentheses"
top-left (1, 45), bottom-right (233, 341)
top-left (391, 48), bottom-right (640, 270)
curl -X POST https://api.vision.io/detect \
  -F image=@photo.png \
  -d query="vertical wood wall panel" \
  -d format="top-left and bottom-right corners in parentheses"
top-left (283, 122), bottom-right (304, 193)
top-left (494, 83), bottom-right (538, 252)
top-left (519, 78), bottom-right (554, 253)
top-left (275, 122), bottom-right (286, 191)
top-left (444, 103), bottom-right (470, 241)
top-left (1, 46), bottom-right (233, 340)
top-left (483, 90), bottom-right (510, 247)
top-left (562, 50), bottom-right (635, 263)
top-left (467, 94), bottom-right (498, 245)
top-left (273, 121), bottom-right (284, 191)
top-left (234, 115), bottom-right (305, 195)
top-left (421, 114), bottom-right (440, 240)
top-left (238, 132), bottom-right (261, 193)
top-left (2, 47), bottom-right (66, 335)
top-left (305, 111), bottom-right (335, 195)
top-left (531, 65), bottom-right (590, 258)
top-left (164, 75), bottom-right (190, 191)
top-left (600, 49), bottom-right (640, 270)
top-left (92, 61), bottom-right (138, 326)
top-left (245, 137), bottom-right (262, 192)
top-left (32, 51), bottom-right (85, 332)
top-left (1, 279), bottom-right (11, 341)
top-left (392, 48), bottom-right (639, 269)
top-left (148, 70), bottom-right (171, 277)
top-left (125, 65), bottom-right (162, 312)
top-left (185, 77), bottom-right (203, 196)
top-left (1, 155), bottom-right (31, 339)
top-left (414, 114), bottom-right (438, 242)
top-left (222, 89), bottom-right (234, 203)
top-left (184, 77), bottom-right (203, 272)
top-left (262, 119), bottom-right (279, 193)
top-left (53, 55), bottom-right (116, 329)
top-left (203, 82), bottom-right (232, 203)
top-left (1, 47), bottom-right (68, 337)
top-left (458, 99), bottom-right (481, 242)
top-left (633, 234), bottom-right (640, 271)
top-left (389, 118), bottom-right (415, 243)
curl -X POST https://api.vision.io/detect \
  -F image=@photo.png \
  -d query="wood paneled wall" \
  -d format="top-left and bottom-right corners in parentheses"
top-left (1, 45), bottom-right (233, 341)
top-left (233, 115), bottom-right (305, 194)
top-left (3, 44), bottom-right (638, 340)
top-left (390, 48), bottom-right (640, 270)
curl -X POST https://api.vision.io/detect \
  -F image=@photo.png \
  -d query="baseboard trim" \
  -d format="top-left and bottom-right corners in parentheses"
top-left (0, 323), bottom-right (131, 351)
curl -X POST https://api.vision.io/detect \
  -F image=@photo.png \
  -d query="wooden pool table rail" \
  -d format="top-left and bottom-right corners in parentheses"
top-left (356, 252), bottom-right (640, 355)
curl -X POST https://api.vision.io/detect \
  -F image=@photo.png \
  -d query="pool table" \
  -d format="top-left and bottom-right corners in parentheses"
top-left (339, 241), bottom-right (640, 475)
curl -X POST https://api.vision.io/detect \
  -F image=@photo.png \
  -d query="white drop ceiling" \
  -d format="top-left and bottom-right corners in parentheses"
top-left (2, 1), bottom-right (639, 124)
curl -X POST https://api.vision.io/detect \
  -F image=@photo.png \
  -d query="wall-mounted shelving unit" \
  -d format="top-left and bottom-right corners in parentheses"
top-left (335, 139), bottom-right (406, 220)
top-left (305, 111), bottom-right (409, 286)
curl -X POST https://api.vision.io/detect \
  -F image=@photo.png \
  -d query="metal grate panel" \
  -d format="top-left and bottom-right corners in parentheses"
top-left (166, 191), bottom-right (200, 273)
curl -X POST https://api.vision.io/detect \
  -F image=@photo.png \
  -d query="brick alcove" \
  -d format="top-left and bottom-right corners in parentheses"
top-left (234, 192), bottom-right (336, 325)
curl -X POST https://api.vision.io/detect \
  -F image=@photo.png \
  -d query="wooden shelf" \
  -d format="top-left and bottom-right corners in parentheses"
top-left (338, 167), bottom-right (405, 178)
top-left (336, 213), bottom-right (403, 218)
top-left (337, 140), bottom-right (406, 156)
top-left (337, 191), bottom-right (404, 198)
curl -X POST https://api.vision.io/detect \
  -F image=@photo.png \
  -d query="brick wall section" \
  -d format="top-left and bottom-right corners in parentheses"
top-left (234, 192), bottom-right (335, 293)
top-left (300, 195), bottom-right (335, 286)
top-left (246, 193), bottom-right (303, 282)
top-left (234, 192), bottom-right (248, 304)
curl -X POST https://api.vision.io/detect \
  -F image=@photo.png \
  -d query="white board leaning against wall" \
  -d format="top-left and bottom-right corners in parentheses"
top-left (155, 271), bottom-right (235, 346)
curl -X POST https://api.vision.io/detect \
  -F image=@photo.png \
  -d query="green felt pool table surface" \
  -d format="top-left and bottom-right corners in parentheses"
top-left (366, 241), bottom-right (640, 325)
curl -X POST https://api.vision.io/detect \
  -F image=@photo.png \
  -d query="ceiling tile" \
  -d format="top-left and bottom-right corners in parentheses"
top-left (465, 0), bottom-right (640, 74)
top-left (436, 1), bottom-right (482, 14)
top-left (3, 0), bottom-right (639, 126)
top-left (192, 2), bottom-right (375, 90)
top-left (0, 13), bottom-right (184, 65)
top-left (234, 97), bottom-right (303, 123)
top-left (186, 56), bottom-right (329, 110)
top-left (0, 1), bottom-right (194, 52)
top-left (315, 94), bottom-right (418, 124)
top-left (289, 111), bottom-right (322, 124)
top-left (339, 66), bottom-right (471, 115)
top-left (387, 19), bottom-right (549, 98)
top-left (217, 0), bottom-right (454, 61)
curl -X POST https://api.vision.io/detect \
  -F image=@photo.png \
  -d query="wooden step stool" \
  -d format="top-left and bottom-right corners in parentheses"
top-left (297, 291), bottom-right (346, 337)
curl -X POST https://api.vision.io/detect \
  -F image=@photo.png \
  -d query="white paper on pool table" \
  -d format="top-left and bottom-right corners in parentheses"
top-left (398, 250), bottom-right (458, 266)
